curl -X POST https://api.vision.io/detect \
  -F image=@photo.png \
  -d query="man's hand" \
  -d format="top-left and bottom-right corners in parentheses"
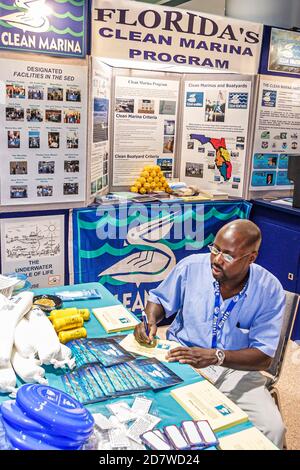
top-left (134, 321), bottom-right (157, 345)
top-left (166, 346), bottom-right (217, 368)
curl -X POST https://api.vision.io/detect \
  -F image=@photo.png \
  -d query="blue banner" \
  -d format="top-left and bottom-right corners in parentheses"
top-left (0, 0), bottom-right (87, 57)
top-left (73, 201), bottom-right (252, 317)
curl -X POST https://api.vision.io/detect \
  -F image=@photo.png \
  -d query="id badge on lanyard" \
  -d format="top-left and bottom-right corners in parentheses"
top-left (211, 281), bottom-right (247, 349)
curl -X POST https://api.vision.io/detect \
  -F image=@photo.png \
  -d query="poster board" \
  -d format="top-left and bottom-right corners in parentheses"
top-left (0, 54), bottom-right (88, 208)
top-left (180, 75), bottom-right (254, 197)
top-left (0, 209), bottom-right (69, 289)
top-left (112, 74), bottom-right (180, 188)
top-left (88, 57), bottom-right (111, 200)
top-left (249, 75), bottom-right (297, 191)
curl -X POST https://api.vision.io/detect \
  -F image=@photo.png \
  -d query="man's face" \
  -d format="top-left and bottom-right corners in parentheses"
top-left (210, 230), bottom-right (254, 283)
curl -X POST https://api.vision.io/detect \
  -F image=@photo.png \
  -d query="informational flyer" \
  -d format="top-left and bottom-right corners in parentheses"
top-left (0, 58), bottom-right (87, 205)
top-left (250, 76), bottom-right (297, 190)
top-left (0, 214), bottom-right (65, 289)
top-left (113, 76), bottom-right (179, 186)
top-left (180, 79), bottom-right (252, 197)
top-left (90, 58), bottom-right (111, 196)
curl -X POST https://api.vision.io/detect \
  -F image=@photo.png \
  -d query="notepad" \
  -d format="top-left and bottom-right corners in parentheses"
top-left (92, 305), bottom-right (139, 333)
top-left (171, 380), bottom-right (248, 432)
top-left (218, 427), bottom-right (278, 450)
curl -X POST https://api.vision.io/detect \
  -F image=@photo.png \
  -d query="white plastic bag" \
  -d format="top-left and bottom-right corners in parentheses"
top-left (51, 344), bottom-right (76, 370)
top-left (0, 363), bottom-right (17, 395)
top-left (0, 291), bottom-right (33, 368)
top-left (26, 306), bottom-right (61, 365)
top-left (14, 317), bottom-right (37, 359)
top-left (11, 348), bottom-right (48, 385)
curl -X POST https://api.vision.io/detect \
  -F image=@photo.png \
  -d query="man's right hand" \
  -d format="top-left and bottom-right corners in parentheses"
top-left (134, 321), bottom-right (157, 345)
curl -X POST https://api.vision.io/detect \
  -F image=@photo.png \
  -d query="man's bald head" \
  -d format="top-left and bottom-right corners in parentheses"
top-left (217, 219), bottom-right (262, 252)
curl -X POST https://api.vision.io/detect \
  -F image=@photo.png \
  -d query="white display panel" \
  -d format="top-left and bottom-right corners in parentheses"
top-left (180, 79), bottom-right (252, 197)
top-left (0, 58), bottom-right (87, 206)
top-left (250, 76), bottom-right (296, 191)
top-left (113, 76), bottom-right (179, 186)
top-left (90, 58), bottom-right (111, 196)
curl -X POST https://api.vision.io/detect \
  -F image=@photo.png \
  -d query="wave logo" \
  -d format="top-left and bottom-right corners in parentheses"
top-left (0, 0), bottom-right (51, 33)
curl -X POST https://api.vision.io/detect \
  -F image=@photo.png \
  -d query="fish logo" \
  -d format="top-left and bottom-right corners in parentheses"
top-left (0, 1), bottom-right (51, 33)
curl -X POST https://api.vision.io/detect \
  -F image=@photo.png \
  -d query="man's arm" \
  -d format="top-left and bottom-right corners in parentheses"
top-left (134, 301), bottom-right (165, 344)
top-left (166, 346), bottom-right (272, 371)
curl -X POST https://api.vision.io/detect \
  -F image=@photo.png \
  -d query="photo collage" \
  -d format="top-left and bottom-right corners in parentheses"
top-left (4, 77), bottom-right (85, 203)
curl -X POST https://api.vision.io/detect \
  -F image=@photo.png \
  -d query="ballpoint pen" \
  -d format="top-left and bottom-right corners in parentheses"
top-left (141, 310), bottom-right (149, 337)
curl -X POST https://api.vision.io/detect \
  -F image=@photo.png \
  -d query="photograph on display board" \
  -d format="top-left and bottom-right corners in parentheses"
top-left (45, 109), bottom-right (62, 123)
top-left (64, 110), bottom-right (80, 124)
top-left (138, 99), bottom-right (155, 114)
top-left (47, 87), bottom-right (63, 101)
top-left (28, 86), bottom-right (44, 100)
top-left (67, 130), bottom-right (79, 149)
top-left (164, 120), bottom-right (175, 135)
top-left (29, 130), bottom-right (40, 148)
top-left (10, 185), bottom-right (28, 198)
top-left (268, 28), bottom-right (300, 75)
top-left (185, 162), bottom-right (203, 178)
top-left (38, 161), bottom-right (55, 174)
top-left (63, 183), bottom-right (79, 195)
top-left (37, 185), bottom-right (53, 197)
top-left (64, 160), bottom-right (79, 173)
top-left (26, 108), bottom-right (42, 122)
top-left (6, 84), bottom-right (25, 99)
top-left (10, 161), bottom-right (27, 175)
top-left (7, 130), bottom-right (20, 148)
top-left (48, 132), bottom-right (60, 149)
top-left (163, 136), bottom-right (174, 153)
top-left (66, 88), bottom-right (81, 102)
top-left (205, 90), bottom-right (226, 122)
top-left (159, 100), bottom-right (176, 115)
top-left (115, 98), bottom-right (134, 113)
top-left (6, 107), bottom-right (24, 121)
top-left (157, 158), bottom-right (173, 173)
top-left (93, 98), bottom-right (109, 142)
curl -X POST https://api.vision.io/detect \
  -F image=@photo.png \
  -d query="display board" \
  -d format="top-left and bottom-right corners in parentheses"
top-left (89, 58), bottom-right (111, 198)
top-left (72, 200), bottom-right (252, 316)
top-left (113, 76), bottom-right (179, 186)
top-left (0, 0), bottom-right (87, 57)
top-left (0, 210), bottom-right (69, 289)
top-left (250, 76), bottom-right (297, 191)
top-left (92, 0), bottom-right (263, 74)
top-left (180, 77), bottom-right (252, 197)
top-left (0, 56), bottom-right (87, 206)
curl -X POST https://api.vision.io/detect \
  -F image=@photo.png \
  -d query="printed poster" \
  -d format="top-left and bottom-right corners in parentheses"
top-left (113, 76), bottom-right (179, 186)
top-left (250, 76), bottom-right (296, 190)
top-left (90, 58), bottom-right (111, 196)
top-left (0, 57), bottom-right (87, 205)
top-left (180, 79), bottom-right (252, 197)
top-left (0, 214), bottom-right (65, 289)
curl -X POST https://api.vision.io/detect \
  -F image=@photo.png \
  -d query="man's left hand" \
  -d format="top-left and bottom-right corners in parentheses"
top-left (166, 346), bottom-right (217, 368)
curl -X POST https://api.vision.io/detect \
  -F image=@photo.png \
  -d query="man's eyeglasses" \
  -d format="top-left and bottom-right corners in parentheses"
top-left (208, 244), bottom-right (252, 264)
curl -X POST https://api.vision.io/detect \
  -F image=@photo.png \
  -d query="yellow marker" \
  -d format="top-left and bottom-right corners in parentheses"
top-left (58, 327), bottom-right (87, 344)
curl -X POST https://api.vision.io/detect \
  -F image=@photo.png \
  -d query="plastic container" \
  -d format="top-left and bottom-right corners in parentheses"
top-left (4, 273), bottom-right (28, 292)
top-left (16, 384), bottom-right (94, 439)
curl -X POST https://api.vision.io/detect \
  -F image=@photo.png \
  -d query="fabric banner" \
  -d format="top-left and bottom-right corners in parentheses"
top-left (73, 200), bottom-right (252, 317)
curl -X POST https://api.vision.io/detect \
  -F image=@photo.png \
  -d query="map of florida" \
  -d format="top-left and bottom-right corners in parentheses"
top-left (190, 134), bottom-right (232, 181)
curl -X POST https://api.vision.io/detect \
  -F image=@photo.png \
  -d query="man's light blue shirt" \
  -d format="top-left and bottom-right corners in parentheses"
top-left (148, 253), bottom-right (285, 357)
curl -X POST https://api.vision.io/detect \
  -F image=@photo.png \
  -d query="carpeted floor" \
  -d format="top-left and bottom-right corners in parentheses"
top-left (277, 340), bottom-right (300, 450)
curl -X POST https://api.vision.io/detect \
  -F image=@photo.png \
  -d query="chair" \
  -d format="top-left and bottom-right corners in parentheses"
top-left (264, 290), bottom-right (299, 449)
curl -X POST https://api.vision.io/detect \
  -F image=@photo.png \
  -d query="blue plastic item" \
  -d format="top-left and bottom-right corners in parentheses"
top-left (2, 418), bottom-right (64, 451)
top-left (1, 401), bottom-right (82, 449)
top-left (16, 384), bottom-right (94, 439)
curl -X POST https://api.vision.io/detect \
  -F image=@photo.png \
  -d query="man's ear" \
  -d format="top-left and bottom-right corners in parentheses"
top-left (249, 251), bottom-right (258, 264)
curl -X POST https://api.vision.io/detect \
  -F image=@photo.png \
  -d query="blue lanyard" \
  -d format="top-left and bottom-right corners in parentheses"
top-left (212, 281), bottom-right (248, 348)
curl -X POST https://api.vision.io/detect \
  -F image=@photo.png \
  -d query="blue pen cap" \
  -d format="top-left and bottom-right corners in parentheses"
top-left (16, 384), bottom-right (94, 438)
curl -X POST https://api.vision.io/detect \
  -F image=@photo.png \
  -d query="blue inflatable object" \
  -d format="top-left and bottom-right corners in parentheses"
top-left (16, 384), bottom-right (94, 439)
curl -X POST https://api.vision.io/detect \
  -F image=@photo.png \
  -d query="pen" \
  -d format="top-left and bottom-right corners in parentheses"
top-left (141, 310), bottom-right (149, 337)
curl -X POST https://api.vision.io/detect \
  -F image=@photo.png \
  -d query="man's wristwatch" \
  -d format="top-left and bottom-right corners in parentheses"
top-left (215, 349), bottom-right (226, 366)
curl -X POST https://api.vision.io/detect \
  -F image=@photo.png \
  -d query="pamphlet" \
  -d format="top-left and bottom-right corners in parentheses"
top-left (218, 427), bottom-right (278, 450)
top-left (119, 333), bottom-right (179, 362)
top-left (92, 305), bottom-right (139, 333)
top-left (171, 380), bottom-right (248, 431)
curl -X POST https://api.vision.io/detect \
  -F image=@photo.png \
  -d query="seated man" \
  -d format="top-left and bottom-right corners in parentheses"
top-left (134, 219), bottom-right (286, 448)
